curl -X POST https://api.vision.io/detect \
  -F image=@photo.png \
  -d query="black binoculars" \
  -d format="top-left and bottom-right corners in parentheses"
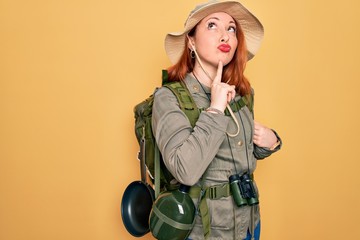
top-left (229, 173), bottom-right (259, 207)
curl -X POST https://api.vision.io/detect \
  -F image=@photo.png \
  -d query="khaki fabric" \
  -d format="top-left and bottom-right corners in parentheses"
top-left (152, 74), bottom-right (275, 239)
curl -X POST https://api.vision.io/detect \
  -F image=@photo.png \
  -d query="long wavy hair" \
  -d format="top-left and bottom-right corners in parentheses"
top-left (166, 21), bottom-right (251, 96)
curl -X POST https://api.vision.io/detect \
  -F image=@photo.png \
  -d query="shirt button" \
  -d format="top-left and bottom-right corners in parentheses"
top-left (237, 141), bottom-right (243, 146)
top-left (193, 85), bottom-right (199, 92)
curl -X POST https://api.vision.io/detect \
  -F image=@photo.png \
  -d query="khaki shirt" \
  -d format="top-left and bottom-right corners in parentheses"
top-left (152, 73), bottom-right (279, 239)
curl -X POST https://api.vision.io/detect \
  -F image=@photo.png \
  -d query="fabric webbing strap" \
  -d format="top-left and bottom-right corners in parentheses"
top-left (225, 94), bottom-right (253, 115)
top-left (154, 142), bottom-right (160, 198)
top-left (152, 204), bottom-right (195, 231)
top-left (189, 183), bottom-right (231, 200)
top-left (199, 196), bottom-right (210, 239)
top-left (189, 183), bottom-right (231, 239)
top-left (164, 81), bottom-right (199, 128)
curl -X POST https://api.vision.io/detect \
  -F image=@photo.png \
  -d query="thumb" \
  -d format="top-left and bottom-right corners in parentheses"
top-left (213, 61), bottom-right (223, 84)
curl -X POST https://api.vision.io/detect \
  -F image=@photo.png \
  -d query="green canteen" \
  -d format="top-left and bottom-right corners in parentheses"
top-left (149, 185), bottom-right (195, 240)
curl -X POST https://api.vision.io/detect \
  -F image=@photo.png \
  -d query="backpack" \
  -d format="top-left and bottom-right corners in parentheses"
top-left (134, 70), bottom-right (254, 197)
top-left (134, 70), bottom-right (200, 197)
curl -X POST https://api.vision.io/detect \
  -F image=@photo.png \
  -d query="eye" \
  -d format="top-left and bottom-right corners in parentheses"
top-left (207, 22), bottom-right (217, 29)
top-left (228, 26), bottom-right (236, 33)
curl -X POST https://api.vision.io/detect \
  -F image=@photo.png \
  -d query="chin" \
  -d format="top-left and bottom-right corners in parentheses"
top-left (217, 54), bottom-right (234, 66)
top-left (220, 58), bottom-right (232, 66)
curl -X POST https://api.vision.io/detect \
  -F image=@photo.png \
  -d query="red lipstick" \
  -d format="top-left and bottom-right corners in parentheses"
top-left (218, 44), bottom-right (231, 52)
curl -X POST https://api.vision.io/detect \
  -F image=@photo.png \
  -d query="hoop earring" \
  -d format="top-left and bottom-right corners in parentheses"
top-left (190, 50), bottom-right (195, 59)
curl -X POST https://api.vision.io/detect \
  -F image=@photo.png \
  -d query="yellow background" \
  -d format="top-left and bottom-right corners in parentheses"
top-left (1, 0), bottom-right (360, 239)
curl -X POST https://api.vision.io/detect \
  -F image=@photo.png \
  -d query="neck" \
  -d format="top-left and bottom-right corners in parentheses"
top-left (192, 63), bottom-right (216, 87)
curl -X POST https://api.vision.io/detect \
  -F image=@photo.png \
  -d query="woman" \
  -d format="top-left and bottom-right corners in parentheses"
top-left (152, 1), bottom-right (282, 239)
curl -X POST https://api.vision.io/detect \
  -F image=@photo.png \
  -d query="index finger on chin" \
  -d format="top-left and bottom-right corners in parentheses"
top-left (213, 61), bottom-right (223, 83)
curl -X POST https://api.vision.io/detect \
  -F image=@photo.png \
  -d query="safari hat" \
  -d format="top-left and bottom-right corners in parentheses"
top-left (165, 0), bottom-right (264, 64)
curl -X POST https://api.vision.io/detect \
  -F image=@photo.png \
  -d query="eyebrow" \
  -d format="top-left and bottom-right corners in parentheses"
top-left (206, 16), bottom-right (235, 24)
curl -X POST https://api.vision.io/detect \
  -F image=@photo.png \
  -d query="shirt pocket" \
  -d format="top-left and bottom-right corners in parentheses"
top-left (209, 196), bottom-right (234, 230)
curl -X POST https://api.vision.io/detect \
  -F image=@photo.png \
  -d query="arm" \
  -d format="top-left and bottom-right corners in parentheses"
top-left (253, 121), bottom-right (282, 159)
top-left (152, 87), bottom-right (229, 186)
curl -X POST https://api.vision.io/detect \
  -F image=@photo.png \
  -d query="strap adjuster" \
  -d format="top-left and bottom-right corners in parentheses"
top-left (208, 186), bottom-right (217, 199)
top-left (206, 183), bottom-right (230, 200)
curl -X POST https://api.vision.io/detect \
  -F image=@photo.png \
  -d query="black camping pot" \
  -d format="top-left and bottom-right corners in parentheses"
top-left (121, 140), bottom-right (155, 237)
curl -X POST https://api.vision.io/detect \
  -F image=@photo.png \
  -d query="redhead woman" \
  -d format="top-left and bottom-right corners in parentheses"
top-left (152, 1), bottom-right (282, 239)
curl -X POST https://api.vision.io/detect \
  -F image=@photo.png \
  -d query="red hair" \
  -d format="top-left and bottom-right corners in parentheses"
top-left (167, 21), bottom-right (251, 96)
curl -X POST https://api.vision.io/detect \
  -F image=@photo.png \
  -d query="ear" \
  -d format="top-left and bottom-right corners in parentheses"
top-left (187, 35), bottom-right (196, 51)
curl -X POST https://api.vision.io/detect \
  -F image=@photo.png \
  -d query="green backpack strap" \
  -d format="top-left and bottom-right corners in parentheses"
top-left (163, 82), bottom-right (200, 128)
top-left (154, 141), bottom-right (161, 198)
top-left (165, 81), bottom-right (199, 128)
top-left (225, 93), bottom-right (253, 114)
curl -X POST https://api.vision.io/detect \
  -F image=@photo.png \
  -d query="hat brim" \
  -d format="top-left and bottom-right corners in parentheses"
top-left (165, 1), bottom-right (264, 64)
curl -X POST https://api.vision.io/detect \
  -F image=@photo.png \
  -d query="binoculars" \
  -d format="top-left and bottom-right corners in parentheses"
top-left (229, 173), bottom-right (259, 207)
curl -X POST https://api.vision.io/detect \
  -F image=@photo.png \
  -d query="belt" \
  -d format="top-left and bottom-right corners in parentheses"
top-left (189, 183), bottom-right (231, 200)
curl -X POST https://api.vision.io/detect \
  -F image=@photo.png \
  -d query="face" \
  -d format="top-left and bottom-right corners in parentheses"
top-left (189, 12), bottom-right (238, 69)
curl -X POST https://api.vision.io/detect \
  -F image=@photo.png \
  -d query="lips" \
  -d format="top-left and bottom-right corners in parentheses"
top-left (218, 44), bottom-right (231, 52)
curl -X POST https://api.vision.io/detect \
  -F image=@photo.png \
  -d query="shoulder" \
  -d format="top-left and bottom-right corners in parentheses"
top-left (154, 74), bottom-right (198, 107)
top-left (153, 85), bottom-right (180, 109)
top-left (155, 76), bottom-right (193, 101)
top-left (154, 85), bottom-right (177, 99)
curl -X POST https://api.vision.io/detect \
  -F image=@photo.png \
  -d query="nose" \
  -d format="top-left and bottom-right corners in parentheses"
top-left (220, 30), bottom-right (230, 43)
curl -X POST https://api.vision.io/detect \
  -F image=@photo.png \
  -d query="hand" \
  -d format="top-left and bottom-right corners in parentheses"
top-left (253, 121), bottom-right (278, 148)
top-left (209, 61), bottom-right (236, 112)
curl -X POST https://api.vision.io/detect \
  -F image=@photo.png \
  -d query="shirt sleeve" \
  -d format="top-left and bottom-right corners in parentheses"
top-left (152, 87), bottom-right (230, 186)
top-left (253, 129), bottom-right (282, 159)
